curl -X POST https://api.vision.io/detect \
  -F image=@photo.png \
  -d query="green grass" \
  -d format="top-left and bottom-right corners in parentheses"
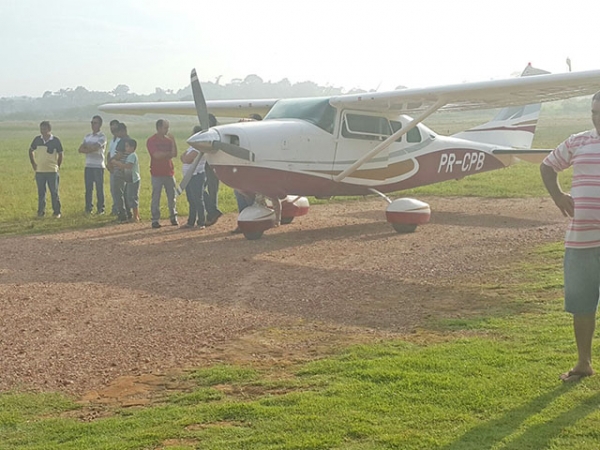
top-left (1, 116), bottom-right (599, 448)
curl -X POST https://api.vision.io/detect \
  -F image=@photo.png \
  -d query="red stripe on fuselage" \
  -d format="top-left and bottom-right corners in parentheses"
top-left (212, 149), bottom-right (506, 197)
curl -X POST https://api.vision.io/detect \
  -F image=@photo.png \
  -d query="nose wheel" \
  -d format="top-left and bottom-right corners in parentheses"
top-left (391, 223), bottom-right (418, 233)
top-left (386, 198), bottom-right (431, 233)
top-left (243, 231), bottom-right (265, 240)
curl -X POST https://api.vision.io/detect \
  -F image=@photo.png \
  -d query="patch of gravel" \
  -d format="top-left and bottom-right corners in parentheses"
top-left (0, 196), bottom-right (567, 397)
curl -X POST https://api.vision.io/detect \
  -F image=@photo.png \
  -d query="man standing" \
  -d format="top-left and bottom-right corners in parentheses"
top-left (106, 119), bottom-right (121, 215)
top-left (28, 121), bottom-right (63, 218)
top-left (78, 115), bottom-right (106, 214)
top-left (109, 122), bottom-right (131, 223)
top-left (181, 125), bottom-right (207, 229)
top-left (204, 113), bottom-right (222, 226)
top-left (540, 91), bottom-right (600, 382)
top-left (147, 119), bottom-right (178, 228)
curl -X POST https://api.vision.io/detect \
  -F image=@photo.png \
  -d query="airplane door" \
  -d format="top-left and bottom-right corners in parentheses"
top-left (280, 130), bottom-right (336, 177)
top-left (333, 111), bottom-right (395, 185)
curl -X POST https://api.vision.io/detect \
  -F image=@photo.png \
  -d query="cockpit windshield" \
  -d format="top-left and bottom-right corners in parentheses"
top-left (264, 97), bottom-right (336, 134)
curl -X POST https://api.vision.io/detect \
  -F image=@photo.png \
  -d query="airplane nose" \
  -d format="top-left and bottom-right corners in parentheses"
top-left (186, 128), bottom-right (220, 152)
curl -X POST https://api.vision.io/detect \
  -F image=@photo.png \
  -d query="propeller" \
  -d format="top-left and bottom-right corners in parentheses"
top-left (178, 68), bottom-right (257, 196)
top-left (177, 69), bottom-right (210, 196)
top-left (191, 68), bottom-right (210, 131)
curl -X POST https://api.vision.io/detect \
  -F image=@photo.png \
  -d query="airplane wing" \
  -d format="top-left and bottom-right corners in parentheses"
top-left (329, 69), bottom-right (600, 114)
top-left (98, 99), bottom-right (277, 118)
top-left (99, 68), bottom-right (600, 119)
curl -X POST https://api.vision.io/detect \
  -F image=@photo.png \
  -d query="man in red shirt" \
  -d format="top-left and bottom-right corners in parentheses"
top-left (147, 119), bottom-right (178, 228)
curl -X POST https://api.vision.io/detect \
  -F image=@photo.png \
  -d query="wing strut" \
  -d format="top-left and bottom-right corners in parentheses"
top-left (333, 99), bottom-right (446, 183)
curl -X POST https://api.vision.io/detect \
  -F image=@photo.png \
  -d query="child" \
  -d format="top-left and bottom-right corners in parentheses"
top-left (112, 138), bottom-right (141, 222)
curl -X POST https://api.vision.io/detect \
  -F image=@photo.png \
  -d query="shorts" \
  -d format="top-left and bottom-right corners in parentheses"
top-left (564, 247), bottom-right (600, 315)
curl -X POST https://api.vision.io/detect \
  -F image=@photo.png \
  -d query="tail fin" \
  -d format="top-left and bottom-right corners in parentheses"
top-left (452, 64), bottom-right (550, 149)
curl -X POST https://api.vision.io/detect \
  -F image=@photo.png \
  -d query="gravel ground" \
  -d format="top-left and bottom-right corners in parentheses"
top-left (0, 196), bottom-right (567, 402)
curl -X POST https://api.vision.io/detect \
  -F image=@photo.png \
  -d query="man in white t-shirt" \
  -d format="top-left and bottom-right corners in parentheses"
top-left (78, 115), bottom-right (107, 214)
top-left (541, 91), bottom-right (600, 382)
top-left (106, 119), bottom-right (121, 215)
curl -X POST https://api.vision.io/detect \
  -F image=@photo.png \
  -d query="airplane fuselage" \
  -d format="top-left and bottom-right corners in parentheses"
top-left (203, 97), bottom-right (510, 198)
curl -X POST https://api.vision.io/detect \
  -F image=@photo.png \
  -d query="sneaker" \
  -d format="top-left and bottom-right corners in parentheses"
top-left (170, 218), bottom-right (179, 226)
top-left (152, 222), bottom-right (162, 229)
top-left (97, 210), bottom-right (105, 215)
top-left (181, 223), bottom-right (195, 229)
top-left (197, 225), bottom-right (206, 230)
top-left (37, 212), bottom-right (45, 218)
top-left (53, 213), bottom-right (61, 219)
top-left (206, 211), bottom-right (223, 227)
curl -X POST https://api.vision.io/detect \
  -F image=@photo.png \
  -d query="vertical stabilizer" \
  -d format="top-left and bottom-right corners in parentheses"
top-left (452, 64), bottom-right (550, 149)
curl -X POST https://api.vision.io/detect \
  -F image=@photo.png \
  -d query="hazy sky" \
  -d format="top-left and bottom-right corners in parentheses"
top-left (1, 0), bottom-right (596, 97)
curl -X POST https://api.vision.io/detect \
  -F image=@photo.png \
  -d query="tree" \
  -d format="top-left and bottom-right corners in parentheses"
top-left (244, 74), bottom-right (263, 85)
top-left (111, 84), bottom-right (130, 97)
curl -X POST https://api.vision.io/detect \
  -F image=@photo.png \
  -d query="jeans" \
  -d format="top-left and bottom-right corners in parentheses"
top-left (125, 180), bottom-right (140, 210)
top-left (114, 177), bottom-right (140, 221)
top-left (151, 176), bottom-right (177, 222)
top-left (185, 172), bottom-right (206, 226)
top-left (109, 171), bottom-right (119, 215)
top-left (35, 172), bottom-right (61, 216)
top-left (204, 163), bottom-right (221, 220)
top-left (113, 175), bottom-right (127, 221)
top-left (84, 167), bottom-right (105, 213)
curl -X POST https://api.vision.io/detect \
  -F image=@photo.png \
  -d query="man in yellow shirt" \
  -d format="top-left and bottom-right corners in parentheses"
top-left (28, 121), bottom-right (64, 218)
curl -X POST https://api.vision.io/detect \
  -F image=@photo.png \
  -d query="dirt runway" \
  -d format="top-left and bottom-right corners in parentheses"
top-left (0, 196), bottom-right (567, 402)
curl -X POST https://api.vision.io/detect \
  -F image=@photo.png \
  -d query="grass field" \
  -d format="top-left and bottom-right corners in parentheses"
top-left (1, 112), bottom-right (599, 449)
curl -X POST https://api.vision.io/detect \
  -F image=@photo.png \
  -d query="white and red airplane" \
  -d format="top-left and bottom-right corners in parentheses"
top-left (100, 64), bottom-right (600, 239)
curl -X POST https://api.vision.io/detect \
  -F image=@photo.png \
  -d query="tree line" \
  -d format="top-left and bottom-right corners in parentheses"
top-left (0, 73), bottom-right (591, 121)
top-left (0, 74), bottom-right (360, 121)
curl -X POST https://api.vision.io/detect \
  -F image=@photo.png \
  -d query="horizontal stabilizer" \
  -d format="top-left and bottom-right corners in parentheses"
top-left (491, 148), bottom-right (552, 164)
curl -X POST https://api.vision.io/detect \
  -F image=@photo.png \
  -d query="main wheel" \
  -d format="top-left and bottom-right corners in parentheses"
top-left (280, 216), bottom-right (294, 225)
top-left (392, 223), bottom-right (417, 233)
top-left (243, 230), bottom-right (264, 240)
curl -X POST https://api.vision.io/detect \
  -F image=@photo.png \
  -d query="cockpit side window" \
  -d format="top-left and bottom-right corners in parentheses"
top-left (390, 120), bottom-right (403, 142)
top-left (342, 113), bottom-right (392, 141)
top-left (407, 127), bottom-right (421, 143)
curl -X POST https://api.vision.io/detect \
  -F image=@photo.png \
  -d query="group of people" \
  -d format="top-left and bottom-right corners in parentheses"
top-left (28, 116), bottom-right (225, 230)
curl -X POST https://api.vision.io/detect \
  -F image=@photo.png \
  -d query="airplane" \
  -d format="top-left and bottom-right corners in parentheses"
top-left (99, 64), bottom-right (600, 240)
